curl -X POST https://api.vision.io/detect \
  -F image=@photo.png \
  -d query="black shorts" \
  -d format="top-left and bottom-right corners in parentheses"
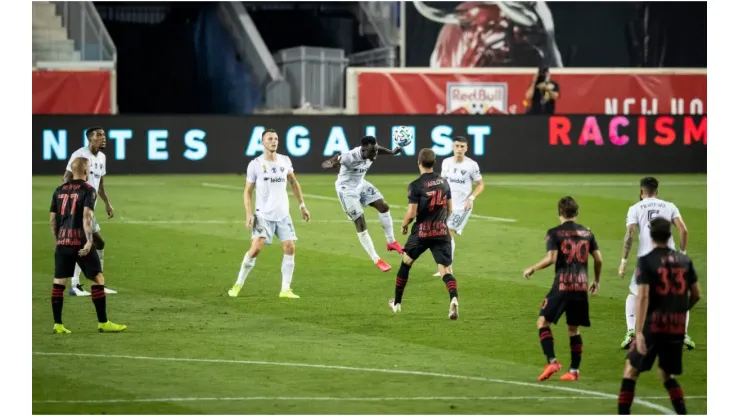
top-left (403, 235), bottom-right (452, 267)
top-left (54, 246), bottom-right (102, 280)
top-left (539, 289), bottom-right (590, 327)
top-left (627, 335), bottom-right (683, 375)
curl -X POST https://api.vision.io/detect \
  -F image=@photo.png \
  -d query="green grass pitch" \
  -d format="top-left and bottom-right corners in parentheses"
top-left (32, 173), bottom-right (707, 414)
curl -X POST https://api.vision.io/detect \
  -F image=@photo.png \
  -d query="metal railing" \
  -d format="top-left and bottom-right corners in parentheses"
top-left (53, 1), bottom-right (117, 62)
top-left (358, 1), bottom-right (400, 47)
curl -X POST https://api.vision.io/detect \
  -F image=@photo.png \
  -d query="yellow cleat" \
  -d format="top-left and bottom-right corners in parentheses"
top-left (228, 284), bottom-right (243, 297)
top-left (279, 289), bottom-right (300, 299)
top-left (53, 324), bottom-right (71, 334)
top-left (98, 321), bottom-right (127, 333)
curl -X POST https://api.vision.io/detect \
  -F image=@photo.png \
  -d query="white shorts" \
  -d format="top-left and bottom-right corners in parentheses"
top-left (93, 217), bottom-right (101, 234)
top-left (336, 180), bottom-right (384, 221)
top-left (447, 208), bottom-right (472, 235)
top-left (252, 215), bottom-right (298, 245)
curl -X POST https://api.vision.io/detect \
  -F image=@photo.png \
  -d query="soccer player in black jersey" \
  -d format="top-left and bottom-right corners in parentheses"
top-left (523, 196), bottom-right (602, 381)
top-left (49, 157), bottom-right (126, 334)
top-left (389, 148), bottom-right (459, 319)
top-left (617, 217), bottom-right (701, 415)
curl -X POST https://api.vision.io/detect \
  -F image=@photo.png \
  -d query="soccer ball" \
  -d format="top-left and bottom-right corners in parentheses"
top-left (393, 126), bottom-right (414, 148)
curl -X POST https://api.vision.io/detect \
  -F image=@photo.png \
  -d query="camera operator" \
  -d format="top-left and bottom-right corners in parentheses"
top-left (525, 67), bottom-right (560, 114)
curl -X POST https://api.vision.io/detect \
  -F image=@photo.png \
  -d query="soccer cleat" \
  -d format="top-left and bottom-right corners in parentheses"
top-left (279, 289), bottom-right (300, 299)
top-left (69, 284), bottom-right (91, 297)
top-left (228, 284), bottom-right (243, 297)
top-left (388, 298), bottom-right (401, 313)
top-left (448, 297), bottom-right (459, 320)
top-left (621, 330), bottom-right (636, 350)
top-left (560, 370), bottom-right (579, 381)
top-left (53, 324), bottom-right (71, 334)
top-left (386, 241), bottom-right (405, 254)
top-left (538, 360), bottom-right (562, 381)
top-left (684, 335), bottom-right (696, 350)
top-left (375, 259), bottom-right (392, 272)
top-left (98, 321), bottom-right (127, 333)
top-left (104, 286), bottom-right (118, 295)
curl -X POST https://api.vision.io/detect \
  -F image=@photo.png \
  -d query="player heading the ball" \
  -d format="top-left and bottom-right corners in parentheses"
top-left (228, 129), bottom-right (311, 299)
top-left (322, 136), bottom-right (405, 272)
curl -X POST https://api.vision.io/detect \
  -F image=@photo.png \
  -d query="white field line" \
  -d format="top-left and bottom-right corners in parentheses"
top-left (272, 180), bottom-right (707, 187)
top-left (201, 182), bottom-right (517, 223)
top-left (31, 219), bottom-right (495, 225)
top-left (33, 395), bottom-right (708, 405)
top-left (32, 352), bottom-right (673, 414)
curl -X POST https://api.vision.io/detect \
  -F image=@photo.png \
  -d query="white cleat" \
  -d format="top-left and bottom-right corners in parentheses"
top-left (103, 286), bottom-right (118, 295)
top-left (448, 297), bottom-right (459, 320)
top-left (432, 272), bottom-right (441, 277)
top-left (69, 284), bottom-right (91, 297)
top-left (388, 298), bottom-right (401, 313)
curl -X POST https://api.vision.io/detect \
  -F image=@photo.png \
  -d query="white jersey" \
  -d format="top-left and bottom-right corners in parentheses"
top-left (66, 147), bottom-right (107, 192)
top-left (440, 156), bottom-right (482, 210)
top-left (246, 154), bottom-right (294, 222)
top-left (336, 147), bottom-right (374, 190)
top-left (626, 197), bottom-right (681, 257)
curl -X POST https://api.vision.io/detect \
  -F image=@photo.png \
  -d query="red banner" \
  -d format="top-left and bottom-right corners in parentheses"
top-left (354, 71), bottom-right (706, 115)
top-left (33, 70), bottom-right (112, 114)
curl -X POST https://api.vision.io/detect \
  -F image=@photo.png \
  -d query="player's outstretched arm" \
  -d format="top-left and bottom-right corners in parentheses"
top-left (673, 217), bottom-right (689, 253)
top-left (377, 146), bottom-right (402, 156)
top-left (523, 250), bottom-right (557, 278)
top-left (99, 177), bottom-right (114, 219)
top-left (321, 154), bottom-right (341, 169)
top-left (287, 173), bottom-right (311, 223)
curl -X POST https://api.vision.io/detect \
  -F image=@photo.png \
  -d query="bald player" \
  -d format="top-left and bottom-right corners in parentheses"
top-left (49, 158), bottom-right (126, 334)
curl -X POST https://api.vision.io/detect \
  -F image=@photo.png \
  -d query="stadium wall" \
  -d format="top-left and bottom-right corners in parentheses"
top-left (33, 115), bottom-right (706, 175)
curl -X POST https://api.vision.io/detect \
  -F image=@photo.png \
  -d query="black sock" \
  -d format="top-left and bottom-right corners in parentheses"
top-left (91, 285), bottom-right (108, 323)
top-left (538, 327), bottom-right (556, 363)
top-left (394, 263), bottom-right (411, 304)
top-left (442, 274), bottom-right (458, 300)
top-left (569, 334), bottom-right (583, 371)
top-left (618, 378), bottom-right (637, 414)
top-left (51, 284), bottom-right (65, 324)
top-left (664, 378), bottom-right (687, 414)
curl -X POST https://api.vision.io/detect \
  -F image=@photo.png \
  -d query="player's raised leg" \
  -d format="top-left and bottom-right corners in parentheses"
top-left (340, 191), bottom-right (391, 272)
top-left (367, 197), bottom-right (404, 254)
top-left (277, 218), bottom-right (299, 298)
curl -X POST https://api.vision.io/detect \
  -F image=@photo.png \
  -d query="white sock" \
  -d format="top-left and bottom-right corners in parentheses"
top-left (685, 311), bottom-right (690, 334)
top-left (281, 254), bottom-right (295, 292)
top-left (378, 211), bottom-right (395, 243)
top-left (236, 253), bottom-right (256, 285)
top-left (97, 249), bottom-right (104, 270)
top-left (72, 264), bottom-right (81, 287)
top-left (626, 293), bottom-right (637, 332)
top-left (357, 230), bottom-right (380, 263)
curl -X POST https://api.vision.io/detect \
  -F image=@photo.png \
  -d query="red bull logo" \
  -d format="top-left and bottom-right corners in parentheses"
top-left (445, 82), bottom-right (509, 114)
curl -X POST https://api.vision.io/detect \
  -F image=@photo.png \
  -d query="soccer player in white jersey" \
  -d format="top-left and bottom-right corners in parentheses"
top-left (432, 136), bottom-right (485, 277)
top-left (228, 129), bottom-right (311, 298)
top-left (322, 136), bottom-right (405, 272)
top-left (64, 127), bottom-right (118, 296)
top-left (618, 177), bottom-right (694, 350)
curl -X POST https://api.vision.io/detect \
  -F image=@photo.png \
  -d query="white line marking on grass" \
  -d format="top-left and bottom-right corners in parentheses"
top-left (31, 219), bottom-right (495, 225)
top-left (201, 183), bottom-right (518, 223)
top-left (33, 395), bottom-right (707, 405)
top-left (32, 352), bottom-right (672, 414)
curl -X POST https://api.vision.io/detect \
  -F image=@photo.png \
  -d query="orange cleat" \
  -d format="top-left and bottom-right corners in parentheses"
top-left (376, 259), bottom-right (392, 272)
top-left (560, 371), bottom-right (579, 381)
top-left (538, 361), bottom-right (562, 381)
top-left (387, 241), bottom-right (405, 254)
